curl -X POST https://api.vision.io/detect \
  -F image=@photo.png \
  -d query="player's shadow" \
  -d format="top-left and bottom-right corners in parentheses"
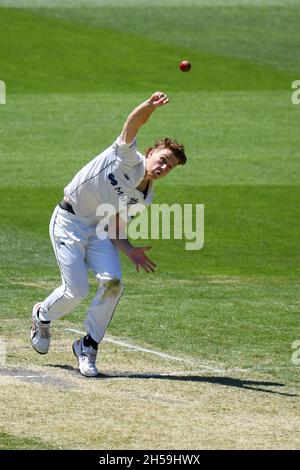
top-left (46, 364), bottom-right (297, 397)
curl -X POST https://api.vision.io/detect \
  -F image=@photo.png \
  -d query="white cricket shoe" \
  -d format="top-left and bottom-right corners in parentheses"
top-left (30, 302), bottom-right (51, 354)
top-left (72, 337), bottom-right (99, 377)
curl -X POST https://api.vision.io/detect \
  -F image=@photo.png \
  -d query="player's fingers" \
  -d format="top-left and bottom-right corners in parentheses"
top-left (152, 93), bottom-right (169, 106)
top-left (145, 257), bottom-right (156, 269)
top-left (154, 100), bottom-right (168, 108)
top-left (143, 261), bottom-right (155, 272)
top-left (144, 256), bottom-right (156, 268)
top-left (142, 264), bottom-right (151, 274)
top-left (152, 91), bottom-right (163, 100)
top-left (147, 265), bottom-right (155, 273)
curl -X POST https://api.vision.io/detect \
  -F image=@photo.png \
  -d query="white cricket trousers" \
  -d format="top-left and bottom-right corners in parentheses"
top-left (39, 206), bottom-right (123, 343)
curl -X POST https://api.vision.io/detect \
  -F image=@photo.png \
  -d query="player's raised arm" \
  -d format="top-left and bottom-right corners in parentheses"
top-left (120, 91), bottom-right (169, 144)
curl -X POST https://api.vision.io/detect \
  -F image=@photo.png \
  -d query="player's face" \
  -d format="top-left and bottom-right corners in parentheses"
top-left (145, 148), bottom-right (179, 180)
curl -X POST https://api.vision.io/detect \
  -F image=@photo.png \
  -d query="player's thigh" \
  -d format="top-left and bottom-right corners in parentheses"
top-left (51, 211), bottom-right (89, 294)
top-left (85, 235), bottom-right (122, 281)
top-left (56, 240), bottom-right (89, 293)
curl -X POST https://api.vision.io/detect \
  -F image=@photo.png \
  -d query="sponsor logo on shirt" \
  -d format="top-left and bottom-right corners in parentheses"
top-left (108, 173), bottom-right (138, 205)
top-left (129, 197), bottom-right (138, 205)
top-left (108, 173), bottom-right (118, 186)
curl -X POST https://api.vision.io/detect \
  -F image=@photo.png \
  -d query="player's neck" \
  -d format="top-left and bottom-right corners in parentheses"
top-left (136, 178), bottom-right (149, 192)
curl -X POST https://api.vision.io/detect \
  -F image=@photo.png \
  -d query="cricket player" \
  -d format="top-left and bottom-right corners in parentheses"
top-left (30, 92), bottom-right (187, 377)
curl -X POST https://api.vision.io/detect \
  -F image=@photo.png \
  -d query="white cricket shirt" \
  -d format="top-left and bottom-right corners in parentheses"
top-left (64, 137), bottom-right (153, 220)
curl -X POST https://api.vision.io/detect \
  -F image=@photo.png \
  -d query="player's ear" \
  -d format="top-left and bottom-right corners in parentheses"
top-left (146, 148), bottom-right (155, 159)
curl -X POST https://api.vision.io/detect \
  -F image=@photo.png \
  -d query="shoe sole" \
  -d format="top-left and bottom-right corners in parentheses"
top-left (30, 326), bottom-right (50, 354)
top-left (30, 342), bottom-right (48, 355)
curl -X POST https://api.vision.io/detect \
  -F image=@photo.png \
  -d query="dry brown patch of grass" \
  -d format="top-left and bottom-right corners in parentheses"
top-left (0, 325), bottom-right (299, 449)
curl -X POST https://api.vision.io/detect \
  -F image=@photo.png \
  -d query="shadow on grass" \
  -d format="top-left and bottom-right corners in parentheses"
top-left (47, 364), bottom-right (298, 397)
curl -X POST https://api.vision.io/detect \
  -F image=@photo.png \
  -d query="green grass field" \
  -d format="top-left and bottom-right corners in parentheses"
top-left (0, 0), bottom-right (300, 450)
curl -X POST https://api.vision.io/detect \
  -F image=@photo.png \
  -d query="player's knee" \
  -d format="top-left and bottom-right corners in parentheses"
top-left (66, 283), bottom-right (89, 302)
top-left (99, 276), bottom-right (123, 297)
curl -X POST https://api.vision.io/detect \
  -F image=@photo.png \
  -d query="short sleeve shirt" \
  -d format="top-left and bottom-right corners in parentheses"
top-left (64, 137), bottom-right (154, 221)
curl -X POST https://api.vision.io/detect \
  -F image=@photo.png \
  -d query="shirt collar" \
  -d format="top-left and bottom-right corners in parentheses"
top-left (135, 154), bottom-right (147, 187)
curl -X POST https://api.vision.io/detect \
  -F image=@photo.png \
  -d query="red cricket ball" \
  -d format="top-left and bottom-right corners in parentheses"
top-left (179, 60), bottom-right (191, 72)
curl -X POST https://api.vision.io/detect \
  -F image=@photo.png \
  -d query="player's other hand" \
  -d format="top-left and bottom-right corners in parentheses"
top-left (147, 91), bottom-right (169, 108)
top-left (127, 246), bottom-right (156, 273)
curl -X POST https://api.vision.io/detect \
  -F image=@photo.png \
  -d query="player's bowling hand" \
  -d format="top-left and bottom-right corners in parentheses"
top-left (147, 91), bottom-right (169, 107)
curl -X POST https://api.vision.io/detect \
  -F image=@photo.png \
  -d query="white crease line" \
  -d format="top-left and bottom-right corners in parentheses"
top-left (13, 375), bottom-right (46, 379)
top-left (64, 328), bottom-right (225, 373)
